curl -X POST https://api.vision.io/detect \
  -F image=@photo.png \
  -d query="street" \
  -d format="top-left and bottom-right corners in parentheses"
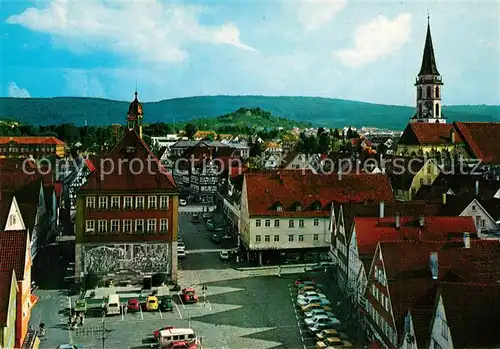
top-left (32, 208), bottom-right (305, 348)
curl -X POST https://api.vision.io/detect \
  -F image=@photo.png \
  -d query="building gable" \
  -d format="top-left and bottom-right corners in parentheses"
top-left (429, 294), bottom-right (454, 349)
top-left (4, 197), bottom-right (26, 231)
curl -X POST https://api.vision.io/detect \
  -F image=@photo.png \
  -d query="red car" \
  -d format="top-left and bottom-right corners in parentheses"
top-left (294, 277), bottom-right (316, 286)
top-left (127, 298), bottom-right (140, 312)
top-left (169, 341), bottom-right (197, 349)
top-left (182, 288), bottom-right (198, 304)
top-left (154, 326), bottom-right (175, 340)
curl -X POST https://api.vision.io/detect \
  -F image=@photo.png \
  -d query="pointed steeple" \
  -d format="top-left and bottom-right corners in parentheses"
top-left (418, 16), bottom-right (440, 76)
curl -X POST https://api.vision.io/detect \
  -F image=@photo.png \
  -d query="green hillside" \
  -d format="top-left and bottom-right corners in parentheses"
top-left (0, 95), bottom-right (498, 130)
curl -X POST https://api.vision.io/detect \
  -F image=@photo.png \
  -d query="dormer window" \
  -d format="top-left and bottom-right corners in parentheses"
top-left (296, 205), bottom-right (302, 211)
top-left (276, 204), bottom-right (283, 212)
top-left (125, 146), bottom-right (136, 153)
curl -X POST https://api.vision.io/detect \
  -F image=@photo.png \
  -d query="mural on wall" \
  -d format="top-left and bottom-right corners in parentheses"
top-left (84, 243), bottom-right (170, 275)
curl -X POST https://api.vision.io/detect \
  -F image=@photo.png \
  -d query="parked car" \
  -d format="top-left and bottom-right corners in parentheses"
top-left (179, 199), bottom-right (187, 206)
top-left (159, 296), bottom-right (174, 312)
top-left (214, 227), bottom-right (224, 234)
top-left (181, 288), bottom-right (198, 304)
top-left (127, 298), bottom-right (141, 312)
top-left (316, 329), bottom-right (349, 341)
top-left (301, 303), bottom-right (332, 312)
top-left (212, 234), bottom-right (221, 244)
top-left (305, 314), bottom-right (341, 327)
top-left (297, 291), bottom-right (327, 300)
top-left (304, 308), bottom-right (335, 318)
top-left (57, 345), bottom-right (84, 349)
top-left (154, 326), bottom-right (175, 340)
top-left (297, 296), bottom-right (330, 307)
top-left (207, 222), bottom-right (215, 231)
top-left (297, 281), bottom-right (322, 289)
top-left (146, 296), bottom-right (159, 311)
top-left (75, 299), bottom-right (87, 313)
top-left (202, 213), bottom-right (211, 221)
top-left (169, 341), bottom-right (198, 349)
top-left (298, 286), bottom-right (323, 295)
top-left (219, 250), bottom-right (230, 260)
top-left (191, 215), bottom-right (200, 224)
top-left (316, 337), bottom-right (353, 348)
top-left (294, 276), bottom-right (315, 286)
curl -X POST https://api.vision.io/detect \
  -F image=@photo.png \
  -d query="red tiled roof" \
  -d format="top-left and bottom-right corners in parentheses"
top-left (80, 131), bottom-right (177, 192)
top-left (454, 122), bottom-right (500, 164)
top-left (0, 270), bottom-right (17, 326)
top-left (0, 159), bottom-right (42, 192)
top-left (399, 123), bottom-right (463, 145)
top-left (85, 158), bottom-right (96, 173)
top-left (0, 230), bottom-right (28, 280)
top-left (354, 216), bottom-right (476, 254)
top-left (438, 283), bottom-right (500, 348)
top-left (0, 136), bottom-right (64, 145)
top-left (244, 171), bottom-right (394, 217)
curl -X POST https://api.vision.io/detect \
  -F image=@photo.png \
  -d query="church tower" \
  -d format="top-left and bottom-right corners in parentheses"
top-left (411, 17), bottom-right (446, 124)
top-left (127, 91), bottom-right (143, 138)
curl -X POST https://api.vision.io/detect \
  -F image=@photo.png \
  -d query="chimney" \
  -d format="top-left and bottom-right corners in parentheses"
top-left (450, 128), bottom-right (456, 144)
top-left (395, 213), bottom-right (400, 229)
top-left (379, 201), bottom-right (385, 218)
top-left (475, 180), bottom-right (479, 196)
top-left (442, 192), bottom-right (447, 205)
top-left (463, 232), bottom-right (471, 249)
top-left (429, 252), bottom-right (438, 280)
top-left (418, 214), bottom-right (425, 227)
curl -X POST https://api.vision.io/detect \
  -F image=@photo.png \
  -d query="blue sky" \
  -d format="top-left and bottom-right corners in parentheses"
top-left (1, 0), bottom-right (498, 106)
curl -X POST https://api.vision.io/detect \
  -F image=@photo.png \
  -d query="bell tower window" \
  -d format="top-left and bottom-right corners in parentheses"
top-left (435, 104), bottom-right (440, 117)
top-left (436, 86), bottom-right (440, 98)
top-left (417, 87), bottom-right (422, 99)
top-left (426, 86), bottom-right (432, 98)
top-left (418, 104), bottom-right (423, 116)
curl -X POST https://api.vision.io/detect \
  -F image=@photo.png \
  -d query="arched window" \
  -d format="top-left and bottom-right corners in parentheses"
top-left (435, 104), bottom-right (440, 117)
top-left (418, 103), bottom-right (423, 116)
top-left (435, 86), bottom-right (440, 98)
top-left (417, 87), bottom-right (422, 99)
top-left (426, 86), bottom-right (432, 98)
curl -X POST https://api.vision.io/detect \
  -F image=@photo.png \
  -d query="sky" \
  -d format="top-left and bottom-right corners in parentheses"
top-left (1, 0), bottom-right (498, 106)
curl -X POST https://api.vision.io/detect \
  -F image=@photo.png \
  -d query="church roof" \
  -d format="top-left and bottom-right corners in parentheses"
top-left (418, 21), bottom-right (440, 76)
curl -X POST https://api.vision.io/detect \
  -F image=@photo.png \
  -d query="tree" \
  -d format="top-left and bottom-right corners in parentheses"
top-left (318, 132), bottom-right (330, 154)
top-left (332, 128), bottom-right (340, 139)
top-left (185, 123), bottom-right (197, 139)
top-left (346, 127), bottom-right (354, 139)
top-left (250, 141), bottom-right (262, 157)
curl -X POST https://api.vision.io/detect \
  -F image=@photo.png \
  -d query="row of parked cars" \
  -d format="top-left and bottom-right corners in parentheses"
top-left (294, 278), bottom-right (353, 349)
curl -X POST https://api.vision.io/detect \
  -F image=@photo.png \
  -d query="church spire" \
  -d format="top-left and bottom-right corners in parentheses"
top-left (418, 16), bottom-right (440, 76)
top-left (126, 90), bottom-right (143, 138)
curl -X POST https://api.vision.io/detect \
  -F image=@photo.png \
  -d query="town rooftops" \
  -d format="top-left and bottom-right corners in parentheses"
top-left (80, 130), bottom-right (177, 192)
top-left (354, 216), bottom-right (476, 255)
top-left (244, 171), bottom-right (394, 217)
top-left (398, 123), bottom-right (463, 145)
top-left (437, 282), bottom-right (500, 348)
top-left (0, 230), bottom-right (29, 281)
top-left (0, 136), bottom-right (65, 145)
top-left (454, 122), bottom-right (500, 164)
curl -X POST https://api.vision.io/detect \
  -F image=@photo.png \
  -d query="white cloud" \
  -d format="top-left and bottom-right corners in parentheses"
top-left (294, 0), bottom-right (347, 31)
top-left (335, 13), bottom-right (412, 68)
top-left (8, 82), bottom-right (31, 98)
top-left (6, 0), bottom-right (256, 63)
top-left (63, 69), bottom-right (106, 97)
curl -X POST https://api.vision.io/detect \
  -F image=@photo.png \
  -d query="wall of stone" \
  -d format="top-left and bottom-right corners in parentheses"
top-left (82, 242), bottom-right (171, 276)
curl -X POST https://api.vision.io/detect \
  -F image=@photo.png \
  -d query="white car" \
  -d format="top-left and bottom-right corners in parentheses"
top-left (297, 296), bottom-right (323, 307)
top-left (179, 199), bottom-right (187, 206)
top-left (304, 308), bottom-right (336, 318)
top-left (297, 291), bottom-right (327, 301)
top-left (219, 250), bottom-right (229, 260)
top-left (304, 314), bottom-right (341, 327)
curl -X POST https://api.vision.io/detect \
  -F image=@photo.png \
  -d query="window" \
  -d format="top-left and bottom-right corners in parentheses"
top-left (274, 219), bottom-right (280, 227)
top-left (256, 219), bottom-right (261, 227)
top-left (160, 219), bottom-right (169, 232)
top-left (289, 220), bottom-right (294, 228)
top-left (472, 205), bottom-right (476, 211)
top-left (441, 318), bottom-right (448, 339)
top-left (436, 86), bottom-right (440, 99)
top-left (314, 218), bottom-right (319, 226)
top-left (417, 87), bottom-right (422, 99)
top-left (420, 178), bottom-right (424, 185)
top-left (427, 86), bottom-right (432, 98)
top-left (98, 220), bottom-right (107, 233)
top-left (110, 220), bottom-right (119, 233)
top-left (123, 220), bottom-right (132, 233)
top-left (298, 235), bottom-right (304, 242)
top-left (313, 234), bottom-right (319, 241)
top-left (148, 196), bottom-right (157, 209)
top-left (299, 220), bottom-right (304, 228)
top-left (124, 196), bottom-right (132, 210)
top-left (85, 220), bottom-right (95, 233)
top-left (296, 205), bottom-right (302, 211)
top-left (274, 235), bottom-right (279, 242)
top-left (276, 205), bottom-right (282, 212)
top-left (135, 219), bottom-right (144, 232)
top-left (481, 219), bottom-right (486, 228)
top-left (135, 196), bottom-right (144, 209)
top-left (160, 196), bottom-right (169, 209)
top-left (289, 235), bottom-right (294, 242)
top-left (419, 103), bottom-right (423, 115)
top-left (265, 235), bottom-right (270, 242)
top-left (265, 219), bottom-right (270, 227)
top-left (8, 215), bottom-right (16, 226)
top-left (99, 197), bottom-right (107, 210)
top-left (435, 104), bottom-right (440, 117)
top-left (255, 235), bottom-right (261, 242)
top-left (147, 219), bottom-right (157, 232)
top-left (86, 196), bottom-right (95, 209)
top-left (111, 196), bottom-right (120, 209)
